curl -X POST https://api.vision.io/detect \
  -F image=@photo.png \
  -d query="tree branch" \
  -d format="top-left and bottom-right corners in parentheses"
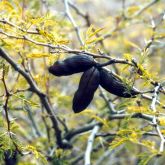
top-left (84, 125), bottom-right (100, 165)
top-left (150, 84), bottom-right (165, 153)
top-left (64, 122), bottom-right (101, 141)
top-left (68, 1), bottom-right (87, 19)
top-left (64, 0), bottom-right (84, 46)
top-left (132, 0), bottom-right (160, 18)
top-left (109, 113), bottom-right (153, 121)
top-left (2, 64), bottom-right (11, 132)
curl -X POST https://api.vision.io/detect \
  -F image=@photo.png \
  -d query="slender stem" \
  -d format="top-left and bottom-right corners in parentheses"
top-left (4, 96), bottom-right (10, 132)
top-left (150, 84), bottom-right (161, 112)
top-left (0, 18), bottom-right (39, 34)
top-left (150, 84), bottom-right (165, 153)
top-left (2, 65), bottom-right (11, 132)
top-left (84, 125), bottom-right (100, 165)
top-left (132, 0), bottom-right (160, 18)
top-left (64, 0), bottom-right (84, 46)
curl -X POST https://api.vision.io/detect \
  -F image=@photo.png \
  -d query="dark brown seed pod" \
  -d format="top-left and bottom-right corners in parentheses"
top-left (48, 55), bottom-right (96, 76)
top-left (100, 68), bottom-right (139, 98)
top-left (72, 67), bottom-right (100, 113)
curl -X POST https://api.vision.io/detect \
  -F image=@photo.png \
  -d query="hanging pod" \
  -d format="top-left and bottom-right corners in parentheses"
top-left (99, 68), bottom-right (140, 98)
top-left (48, 55), bottom-right (96, 76)
top-left (72, 67), bottom-right (100, 113)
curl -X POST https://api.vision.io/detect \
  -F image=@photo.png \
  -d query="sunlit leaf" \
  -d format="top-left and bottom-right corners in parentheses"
top-left (27, 53), bottom-right (51, 58)
top-left (85, 37), bottom-right (103, 44)
top-left (88, 27), bottom-right (104, 38)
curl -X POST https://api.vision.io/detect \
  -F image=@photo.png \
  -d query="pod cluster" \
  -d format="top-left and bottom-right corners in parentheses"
top-left (49, 55), bottom-right (139, 113)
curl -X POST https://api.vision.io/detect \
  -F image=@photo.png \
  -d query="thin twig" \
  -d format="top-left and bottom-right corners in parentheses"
top-left (0, 18), bottom-right (39, 34)
top-left (152, 116), bottom-right (165, 153)
top-left (84, 125), bottom-right (100, 165)
top-left (150, 84), bottom-right (161, 112)
top-left (150, 84), bottom-right (165, 153)
top-left (2, 65), bottom-right (11, 132)
top-left (64, 0), bottom-right (84, 45)
top-left (96, 132), bottom-right (159, 138)
top-left (109, 113), bottom-right (153, 121)
top-left (64, 122), bottom-right (101, 141)
top-left (132, 0), bottom-right (160, 18)
top-left (68, 1), bottom-right (86, 19)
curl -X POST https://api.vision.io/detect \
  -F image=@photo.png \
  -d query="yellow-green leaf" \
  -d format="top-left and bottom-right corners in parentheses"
top-left (85, 37), bottom-right (103, 44)
top-left (88, 27), bottom-right (104, 38)
top-left (86, 24), bottom-right (94, 36)
top-left (27, 53), bottom-right (51, 58)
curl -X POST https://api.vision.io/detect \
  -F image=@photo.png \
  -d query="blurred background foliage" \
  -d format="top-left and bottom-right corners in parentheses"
top-left (0, 0), bottom-right (165, 164)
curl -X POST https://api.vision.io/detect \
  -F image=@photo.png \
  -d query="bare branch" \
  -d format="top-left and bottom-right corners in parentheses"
top-left (150, 84), bottom-right (161, 112)
top-left (84, 125), bottom-right (100, 165)
top-left (64, 0), bottom-right (84, 45)
top-left (132, 0), bottom-right (160, 18)
top-left (64, 122), bottom-right (101, 141)
top-left (96, 132), bottom-right (159, 138)
top-left (68, 1), bottom-right (86, 19)
top-left (1, 64), bottom-right (11, 132)
top-left (109, 113), bottom-right (153, 121)
top-left (150, 84), bottom-right (165, 153)
top-left (152, 116), bottom-right (165, 153)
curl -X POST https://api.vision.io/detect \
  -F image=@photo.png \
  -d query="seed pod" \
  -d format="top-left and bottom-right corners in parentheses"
top-left (100, 68), bottom-right (139, 98)
top-left (72, 67), bottom-right (100, 113)
top-left (48, 61), bottom-right (70, 76)
top-left (48, 55), bottom-right (96, 76)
